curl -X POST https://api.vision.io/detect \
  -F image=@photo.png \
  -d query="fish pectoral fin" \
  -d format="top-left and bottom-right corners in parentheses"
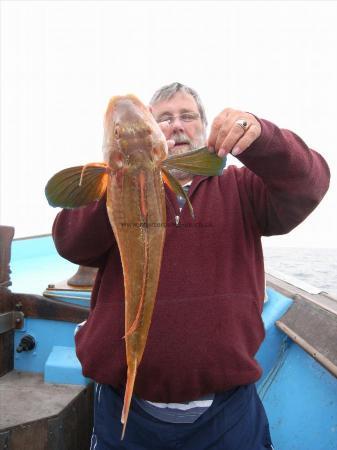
top-left (161, 146), bottom-right (226, 176)
top-left (161, 167), bottom-right (194, 219)
top-left (45, 163), bottom-right (109, 208)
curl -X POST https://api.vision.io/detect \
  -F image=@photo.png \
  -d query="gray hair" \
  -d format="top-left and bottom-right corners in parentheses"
top-left (150, 82), bottom-right (208, 127)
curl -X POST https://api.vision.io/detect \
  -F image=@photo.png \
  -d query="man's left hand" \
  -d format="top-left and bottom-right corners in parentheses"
top-left (207, 108), bottom-right (261, 158)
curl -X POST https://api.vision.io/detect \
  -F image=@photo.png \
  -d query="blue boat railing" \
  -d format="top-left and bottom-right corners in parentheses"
top-left (0, 228), bottom-right (90, 386)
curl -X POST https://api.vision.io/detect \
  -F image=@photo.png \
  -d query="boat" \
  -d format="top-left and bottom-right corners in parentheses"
top-left (1, 225), bottom-right (337, 450)
top-left (0, 227), bottom-right (92, 449)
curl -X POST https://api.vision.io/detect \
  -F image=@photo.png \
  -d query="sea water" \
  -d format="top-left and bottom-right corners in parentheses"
top-left (263, 247), bottom-right (337, 296)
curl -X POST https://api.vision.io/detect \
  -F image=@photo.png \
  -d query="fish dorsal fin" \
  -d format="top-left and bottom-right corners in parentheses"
top-left (161, 167), bottom-right (194, 219)
top-left (45, 163), bottom-right (109, 208)
top-left (161, 147), bottom-right (226, 176)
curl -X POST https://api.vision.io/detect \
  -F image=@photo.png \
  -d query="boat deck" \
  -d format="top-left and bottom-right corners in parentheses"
top-left (0, 371), bottom-right (83, 430)
top-left (0, 371), bottom-right (93, 449)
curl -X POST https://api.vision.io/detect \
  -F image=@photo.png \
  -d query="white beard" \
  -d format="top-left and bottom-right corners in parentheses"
top-left (168, 131), bottom-right (206, 180)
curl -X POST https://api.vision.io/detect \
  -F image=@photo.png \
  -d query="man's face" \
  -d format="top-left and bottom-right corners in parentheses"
top-left (151, 91), bottom-right (207, 157)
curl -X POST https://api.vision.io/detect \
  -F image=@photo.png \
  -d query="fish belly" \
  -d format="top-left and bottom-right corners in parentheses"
top-left (106, 166), bottom-right (166, 363)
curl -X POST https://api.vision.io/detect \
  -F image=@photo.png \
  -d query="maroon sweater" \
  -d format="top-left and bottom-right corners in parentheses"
top-left (52, 119), bottom-right (330, 402)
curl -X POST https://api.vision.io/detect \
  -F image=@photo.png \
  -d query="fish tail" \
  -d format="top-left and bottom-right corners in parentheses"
top-left (121, 360), bottom-right (138, 440)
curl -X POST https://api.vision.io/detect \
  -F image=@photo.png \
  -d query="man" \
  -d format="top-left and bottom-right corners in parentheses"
top-left (52, 82), bottom-right (330, 449)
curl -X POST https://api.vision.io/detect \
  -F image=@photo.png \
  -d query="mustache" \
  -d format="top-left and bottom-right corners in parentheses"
top-left (172, 132), bottom-right (191, 145)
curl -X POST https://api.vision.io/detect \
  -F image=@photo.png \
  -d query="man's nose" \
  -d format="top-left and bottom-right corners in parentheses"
top-left (171, 117), bottom-right (185, 132)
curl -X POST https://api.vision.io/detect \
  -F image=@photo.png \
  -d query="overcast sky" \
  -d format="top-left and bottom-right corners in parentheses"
top-left (1, 1), bottom-right (336, 247)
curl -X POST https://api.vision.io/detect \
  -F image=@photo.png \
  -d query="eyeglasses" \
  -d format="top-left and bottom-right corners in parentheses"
top-left (156, 112), bottom-right (200, 125)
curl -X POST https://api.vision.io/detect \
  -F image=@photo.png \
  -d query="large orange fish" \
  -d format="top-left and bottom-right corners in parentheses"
top-left (45, 95), bottom-right (225, 438)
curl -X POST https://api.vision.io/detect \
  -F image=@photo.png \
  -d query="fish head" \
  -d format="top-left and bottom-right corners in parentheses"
top-left (103, 95), bottom-right (168, 169)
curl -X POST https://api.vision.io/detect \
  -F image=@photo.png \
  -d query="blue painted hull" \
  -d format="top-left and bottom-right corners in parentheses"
top-left (257, 289), bottom-right (337, 450)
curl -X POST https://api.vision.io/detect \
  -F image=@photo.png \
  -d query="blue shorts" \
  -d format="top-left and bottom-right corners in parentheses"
top-left (90, 384), bottom-right (274, 450)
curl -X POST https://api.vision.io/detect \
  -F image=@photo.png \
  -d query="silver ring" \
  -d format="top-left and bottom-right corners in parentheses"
top-left (235, 119), bottom-right (249, 131)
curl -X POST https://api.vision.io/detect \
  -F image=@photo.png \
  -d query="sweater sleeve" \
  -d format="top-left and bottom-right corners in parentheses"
top-left (52, 195), bottom-right (116, 267)
top-left (237, 118), bottom-right (330, 236)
